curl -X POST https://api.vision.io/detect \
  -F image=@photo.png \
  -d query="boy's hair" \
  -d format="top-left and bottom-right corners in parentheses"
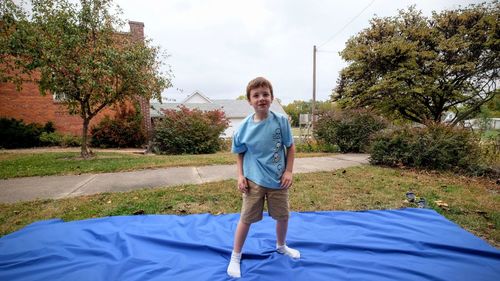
top-left (246, 77), bottom-right (274, 100)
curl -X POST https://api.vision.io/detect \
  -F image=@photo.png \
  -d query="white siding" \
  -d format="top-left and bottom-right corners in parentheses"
top-left (223, 118), bottom-right (244, 138)
top-left (464, 118), bottom-right (500, 129)
top-left (494, 119), bottom-right (500, 129)
top-left (184, 94), bottom-right (211, 103)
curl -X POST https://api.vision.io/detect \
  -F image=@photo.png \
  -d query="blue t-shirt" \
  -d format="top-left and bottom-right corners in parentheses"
top-left (232, 111), bottom-right (294, 189)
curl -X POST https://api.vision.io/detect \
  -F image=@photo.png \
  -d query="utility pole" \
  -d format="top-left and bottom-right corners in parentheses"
top-left (311, 45), bottom-right (317, 133)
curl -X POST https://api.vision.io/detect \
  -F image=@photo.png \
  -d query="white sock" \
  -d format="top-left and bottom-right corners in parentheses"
top-left (277, 244), bottom-right (300, 259)
top-left (227, 251), bottom-right (242, 278)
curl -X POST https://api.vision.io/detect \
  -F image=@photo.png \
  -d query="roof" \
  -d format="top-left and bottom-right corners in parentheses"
top-left (150, 99), bottom-right (287, 119)
top-left (181, 91), bottom-right (213, 104)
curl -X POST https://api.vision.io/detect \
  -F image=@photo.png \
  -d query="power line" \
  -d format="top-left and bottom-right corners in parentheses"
top-left (318, 0), bottom-right (375, 49)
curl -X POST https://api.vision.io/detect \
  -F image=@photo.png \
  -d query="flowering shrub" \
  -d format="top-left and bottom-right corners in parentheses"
top-left (153, 106), bottom-right (229, 154)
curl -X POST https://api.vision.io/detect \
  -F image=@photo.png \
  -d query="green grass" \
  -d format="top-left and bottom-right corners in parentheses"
top-left (1, 165), bottom-right (498, 247)
top-left (0, 151), bottom-right (335, 179)
top-left (292, 127), bottom-right (312, 137)
top-left (481, 129), bottom-right (499, 141)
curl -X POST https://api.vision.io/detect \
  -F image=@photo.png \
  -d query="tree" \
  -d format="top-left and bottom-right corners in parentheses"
top-left (284, 100), bottom-right (337, 126)
top-left (283, 100), bottom-right (311, 126)
top-left (482, 94), bottom-right (500, 118)
top-left (0, 0), bottom-right (33, 88)
top-left (1, 0), bottom-right (172, 158)
top-left (334, 2), bottom-right (499, 126)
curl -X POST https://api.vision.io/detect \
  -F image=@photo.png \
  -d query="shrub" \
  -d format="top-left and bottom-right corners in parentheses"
top-left (370, 124), bottom-right (481, 171)
top-left (90, 103), bottom-right (146, 148)
top-left (369, 128), bottom-right (413, 167)
top-left (219, 138), bottom-right (232, 152)
top-left (61, 134), bottom-right (82, 147)
top-left (479, 134), bottom-right (499, 170)
top-left (314, 109), bottom-right (387, 153)
top-left (39, 132), bottom-right (63, 146)
top-left (153, 106), bottom-right (229, 154)
top-left (295, 139), bottom-right (339, 153)
top-left (0, 118), bottom-right (54, 148)
top-left (39, 131), bottom-right (81, 147)
top-left (43, 121), bottom-right (56, 134)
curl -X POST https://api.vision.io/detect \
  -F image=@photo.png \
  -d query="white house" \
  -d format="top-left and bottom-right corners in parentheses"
top-left (150, 91), bottom-right (288, 137)
top-left (443, 112), bottom-right (500, 129)
top-left (464, 118), bottom-right (500, 130)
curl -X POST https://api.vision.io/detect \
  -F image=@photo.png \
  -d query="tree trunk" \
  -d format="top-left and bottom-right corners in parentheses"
top-left (81, 118), bottom-right (93, 159)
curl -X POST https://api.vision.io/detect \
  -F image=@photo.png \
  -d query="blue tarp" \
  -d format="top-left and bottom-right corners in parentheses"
top-left (0, 208), bottom-right (499, 280)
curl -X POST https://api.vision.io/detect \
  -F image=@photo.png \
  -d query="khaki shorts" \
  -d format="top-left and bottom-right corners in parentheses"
top-left (240, 180), bottom-right (289, 224)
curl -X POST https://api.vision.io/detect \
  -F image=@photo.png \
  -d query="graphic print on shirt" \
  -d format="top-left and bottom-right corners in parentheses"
top-left (272, 127), bottom-right (283, 176)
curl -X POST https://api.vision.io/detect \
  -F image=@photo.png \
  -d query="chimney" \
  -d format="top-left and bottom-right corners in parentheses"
top-left (128, 21), bottom-right (152, 146)
top-left (128, 21), bottom-right (144, 42)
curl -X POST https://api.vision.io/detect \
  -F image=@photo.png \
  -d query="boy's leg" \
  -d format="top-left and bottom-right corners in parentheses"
top-left (234, 221), bottom-right (251, 253)
top-left (228, 181), bottom-right (265, 278)
top-left (227, 221), bottom-right (250, 278)
top-left (276, 218), bottom-right (288, 246)
top-left (276, 219), bottom-right (300, 258)
top-left (267, 188), bottom-right (300, 259)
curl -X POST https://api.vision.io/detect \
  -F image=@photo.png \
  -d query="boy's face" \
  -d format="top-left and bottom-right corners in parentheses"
top-left (248, 86), bottom-right (273, 114)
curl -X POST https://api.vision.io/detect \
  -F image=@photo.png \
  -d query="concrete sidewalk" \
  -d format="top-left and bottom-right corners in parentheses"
top-left (0, 154), bottom-right (369, 203)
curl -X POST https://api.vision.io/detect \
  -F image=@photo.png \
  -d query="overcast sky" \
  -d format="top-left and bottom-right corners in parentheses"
top-left (113, 0), bottom-right (482, 105)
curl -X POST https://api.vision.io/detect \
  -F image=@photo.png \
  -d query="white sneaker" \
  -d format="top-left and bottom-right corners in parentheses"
top-left (277, 244), bottom-right (300, 259)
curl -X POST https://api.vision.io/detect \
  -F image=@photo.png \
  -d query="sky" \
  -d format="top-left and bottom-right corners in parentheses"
top-left (113, 1), bottom-right (482, 104)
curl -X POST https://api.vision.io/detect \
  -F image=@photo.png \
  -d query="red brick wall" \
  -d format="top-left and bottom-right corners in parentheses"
top-left (0, 78), bottom-right (117, 135)
top-left (0, 21), bottom-right (150, 137)
top-left (128, 21), bottom-right (152, 137)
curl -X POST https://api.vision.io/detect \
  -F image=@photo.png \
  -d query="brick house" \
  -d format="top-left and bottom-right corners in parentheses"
top-left (0, 21), bottom-right (152, 137)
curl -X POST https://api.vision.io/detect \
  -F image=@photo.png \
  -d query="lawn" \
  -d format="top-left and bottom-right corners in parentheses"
top-left (0, 151), bottom-right (335, 179)
top-left (481, 129), bottom-right (499, 141)
top-left (1, 165), bottom-right (498, 247)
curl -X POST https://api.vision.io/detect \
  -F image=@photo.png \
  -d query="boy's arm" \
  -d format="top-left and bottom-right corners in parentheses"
top-left (236, 153), bottom-right (248, 193)
top-left (280, 143), bottom-right (295, 189)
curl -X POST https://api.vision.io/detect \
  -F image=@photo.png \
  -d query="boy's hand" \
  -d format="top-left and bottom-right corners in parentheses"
top-left (280, 171), bottom-right (293, 189)
top-left (237, 176), bottom-right (249, 193)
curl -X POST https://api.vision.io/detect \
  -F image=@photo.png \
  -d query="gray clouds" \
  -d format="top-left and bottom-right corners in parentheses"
top-left (115, 0), bottom-right (483, 104)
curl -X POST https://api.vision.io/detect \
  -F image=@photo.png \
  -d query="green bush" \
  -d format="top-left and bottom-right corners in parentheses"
top-left (479, 135), bottom-right (499, 170)
top-left (40, 132), bottom-right (81, 147)
top-left (295, 139), bottom-right (339, 153)
top-left (39, 132), bottom-right (63, 146)
top-left (481, 130), bottom-right (499, 141)
top-left (314, 109), bottom-right (387, 153)
top-left (370, 124), bottom-right (481, 171)
top-left (219, 138), bottom-right (232, 152)
top-left (90, 104), bottom-right (146, 148)
top-left (153, 106), bottom-right (229, 154)
top-left (0, 118), bottom-right (55, 148)
top-left (61, 134), bottom-right (82, 147)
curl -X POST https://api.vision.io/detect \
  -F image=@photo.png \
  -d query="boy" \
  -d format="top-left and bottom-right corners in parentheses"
top-left (227, 77), bottom-right (300, 278)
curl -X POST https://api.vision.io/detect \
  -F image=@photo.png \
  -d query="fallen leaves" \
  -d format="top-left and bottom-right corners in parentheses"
top-left (434, 200), bottom-right (449, 210)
